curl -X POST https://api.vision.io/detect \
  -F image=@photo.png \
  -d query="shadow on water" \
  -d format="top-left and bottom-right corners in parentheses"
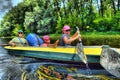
top-left (0, 38), bottom-right (120, 80)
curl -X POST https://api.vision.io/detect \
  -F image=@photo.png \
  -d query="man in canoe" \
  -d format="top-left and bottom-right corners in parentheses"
top-left (60, 25), bottom-right (80, 46)
top-left (9, 30), bottom-right (29, 47)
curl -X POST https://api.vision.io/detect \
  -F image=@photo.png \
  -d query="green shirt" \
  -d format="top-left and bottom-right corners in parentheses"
top-left (10, 37), bottom-right (28, 46)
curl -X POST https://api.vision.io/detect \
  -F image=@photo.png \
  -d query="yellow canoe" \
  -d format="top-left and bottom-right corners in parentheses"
top-left (4, 46), bottom-right (102, 63)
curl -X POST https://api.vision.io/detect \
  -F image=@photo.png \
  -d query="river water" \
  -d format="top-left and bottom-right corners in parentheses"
top-left (0, 38), bottom-right (119, 80)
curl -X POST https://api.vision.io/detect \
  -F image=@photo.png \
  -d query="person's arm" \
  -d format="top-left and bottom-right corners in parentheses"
top-left (71, 31), bottom-right (78, 38)
top-left (63, 35), bottom-right (80, 44)
top-left (25, 39), bottom-right (29, 46)
top-left (48, 39), bottom-right (59, 48)
top-left (9, 40), bottom-right (16, 47)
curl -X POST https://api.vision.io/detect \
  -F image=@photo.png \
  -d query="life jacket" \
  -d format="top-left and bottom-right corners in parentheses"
top-left (59, 34), bottom-right (70, 46)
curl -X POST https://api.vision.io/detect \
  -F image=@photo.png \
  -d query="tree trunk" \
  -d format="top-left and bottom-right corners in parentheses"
top-left (111, 0), bottom-right (116, 15)
top-left (100, 0), bottom-right (104, 17)
top-left (80, 0), bottom-right (84, 30)
top-left (62, 0), bottom-right (66, 17)
top-left (118, 0), bottom-right (120, 11)
top-left (97, 0), bottom-right (100, 16)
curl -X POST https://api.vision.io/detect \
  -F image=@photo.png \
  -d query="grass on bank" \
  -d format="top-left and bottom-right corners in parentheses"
top-left (50, 31), bottom-right (120, 48)
top-left (50, 31), bottom-right (120, 39)
top-left (1, 31), bottom-right (120, 48)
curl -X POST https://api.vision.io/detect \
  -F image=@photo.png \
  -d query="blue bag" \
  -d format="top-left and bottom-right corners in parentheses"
top-left (26, 33), bottom-right (43, 46)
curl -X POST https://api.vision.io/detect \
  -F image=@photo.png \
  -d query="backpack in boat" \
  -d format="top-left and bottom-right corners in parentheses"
top-left (26, 33), bottom-right (43, 46)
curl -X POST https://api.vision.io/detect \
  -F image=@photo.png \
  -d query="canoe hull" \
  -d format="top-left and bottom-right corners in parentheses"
top-left (7, 48), bottom-right (100, 63)
top-left (5, 46), bottom-right (103, 68)
top-left (7, 49), bottom-right (103, 69)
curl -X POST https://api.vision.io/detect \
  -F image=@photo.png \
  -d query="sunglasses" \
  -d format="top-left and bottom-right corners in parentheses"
top-left (18, 32), bottom-right (23, 34)
top-left (66, 29), bottom-right (71, 32)
top-left (44, 38), bottom-right (50, 41)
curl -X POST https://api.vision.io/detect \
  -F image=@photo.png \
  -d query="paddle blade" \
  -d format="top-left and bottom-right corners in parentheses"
top-left (76, 43), bottom-right (88, 64)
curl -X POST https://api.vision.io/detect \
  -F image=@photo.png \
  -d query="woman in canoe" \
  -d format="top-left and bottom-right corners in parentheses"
top-left (60, 25), bottom-right (80, 46)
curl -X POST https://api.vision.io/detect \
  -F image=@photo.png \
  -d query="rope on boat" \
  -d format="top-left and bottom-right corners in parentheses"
top-left (93, 75), bottom-right (112, 80)
top-left (36, 66), bottom-right (61, 80)
top-left (20, 65), bottom-right (115, 80)
top-left (21, 71), bottom-right (28, 80)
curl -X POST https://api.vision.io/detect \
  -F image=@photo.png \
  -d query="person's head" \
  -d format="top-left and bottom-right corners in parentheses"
top-left (18, 30), bottom-right (23, 38)
top-left (43, 35), bottom-right (50, 44)
top-left (62, 25), bottom-right (71, 35)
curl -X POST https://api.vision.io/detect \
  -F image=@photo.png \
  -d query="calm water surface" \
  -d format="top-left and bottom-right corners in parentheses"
top-left (0, 38), bottom-right (119, 80)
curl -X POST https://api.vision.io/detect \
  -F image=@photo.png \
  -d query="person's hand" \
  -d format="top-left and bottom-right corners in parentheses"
top-left (77, 30), bottom-right (79, 34)
top-left (19, 44), bottom-right (23, 47)
top-left (76, 34), bottom-right (81, 38)
top-left (76, 35), bottom-right (81, 41)
top-left (71, 31), bottom-right (78, 38)
top-left (11, 43), bottom-right (16, 47)
top-left (42, 43), bottom-right (48, 47)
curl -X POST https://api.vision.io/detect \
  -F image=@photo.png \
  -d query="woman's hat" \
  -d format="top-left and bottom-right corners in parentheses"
top-left (43, 35), bottom-right (50, 40)
top-left (62, 25), bottom-right (70, 31)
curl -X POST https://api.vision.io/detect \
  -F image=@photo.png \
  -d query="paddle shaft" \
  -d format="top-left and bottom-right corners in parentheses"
top-left (76, 27), bottom-right (88, 64)
top-left (76, 27), bottom-right (81, 42)
top-left (0, 44), bottom-right (9, 46)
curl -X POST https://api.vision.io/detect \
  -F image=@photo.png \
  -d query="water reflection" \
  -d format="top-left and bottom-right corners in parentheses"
top-left (0, 38), bottom-right (119, 80)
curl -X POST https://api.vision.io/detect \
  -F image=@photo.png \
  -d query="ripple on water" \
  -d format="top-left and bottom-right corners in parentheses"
top-left (0, 46), bottom-right (8, 56)
top-left (0, 56), bottom-right (120, 80)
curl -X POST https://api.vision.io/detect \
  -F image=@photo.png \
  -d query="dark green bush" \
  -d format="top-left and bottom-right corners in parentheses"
top-left (50, 35), bottom-right (120, 48)
top-left (82, 35), bottom-right (120, 48)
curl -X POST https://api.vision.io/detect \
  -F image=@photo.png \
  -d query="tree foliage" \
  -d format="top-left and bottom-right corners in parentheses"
top-left (0, 0), bottom-right (120, 36)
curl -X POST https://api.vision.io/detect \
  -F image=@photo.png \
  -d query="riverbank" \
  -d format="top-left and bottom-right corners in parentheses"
top-left (1, 31), bottom-right (120, 48)
top-left (50, 33), bottom-right (120, 48)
